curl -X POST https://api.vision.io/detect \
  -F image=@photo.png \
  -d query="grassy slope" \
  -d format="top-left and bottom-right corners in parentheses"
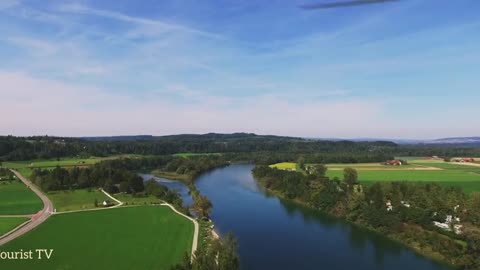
top-left (48, 189), bottom-right (114, 212)
top-left (0, 181), bottom-right (43, 215)
top-left (0, 206), bottom-right (194, 270)
top-left (0, 217), bottom-right (29, 236)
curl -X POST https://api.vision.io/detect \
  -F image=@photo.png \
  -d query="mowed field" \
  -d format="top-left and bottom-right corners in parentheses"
top-left (48, 189), bottom-right (115, 212)
top-left (0, 217), bottom-right (29, 236)
top-left (0, 181), bottom-right (43, 215)
top-left (270, 159), bottom-right (480, 194)
top-left (0, 206), bottom-right (194, 270)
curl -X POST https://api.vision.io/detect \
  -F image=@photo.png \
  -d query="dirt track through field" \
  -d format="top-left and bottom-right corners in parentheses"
top-left (328, 166), bottom-right (443, 171)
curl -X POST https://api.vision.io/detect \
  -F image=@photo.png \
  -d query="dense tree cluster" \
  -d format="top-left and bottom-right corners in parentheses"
top-left (170, 233), bottom-right (240, 270)
top-left (0, 168), bottom-right (13, 181)
top-left (30, 155), bottom-right (227, 193)
top-left (252, 166), bottom-right (480, 269)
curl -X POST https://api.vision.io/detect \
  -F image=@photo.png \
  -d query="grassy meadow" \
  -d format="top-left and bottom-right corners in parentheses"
top-left (114, 193), bottom-right (161, 205)
top-left (270, 158), bottom-right (480, 194)
top-left (0, 206), bottom-right (194, 270)
top-left (47, 189), bottom-right (115, 212)
top-left (0, 180), bottom-right (43, 215)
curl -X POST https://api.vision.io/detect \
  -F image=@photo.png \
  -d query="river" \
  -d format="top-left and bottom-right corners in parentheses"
top-left (148, 164), bottom-right (453, 270)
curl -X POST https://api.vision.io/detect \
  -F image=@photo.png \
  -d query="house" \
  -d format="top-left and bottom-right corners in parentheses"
top-left (400, 200), bottom-right (411, 208)
top-left (384, 160), bottom-right (402, 166)
top-left (102, 200), bottom-right (113, 207)
top-left (433, 214), bottom-right (462, 234)
top-left (386, 200), bottom-right (393, 211)
top-left (453, 157), bottom-right (475, 163)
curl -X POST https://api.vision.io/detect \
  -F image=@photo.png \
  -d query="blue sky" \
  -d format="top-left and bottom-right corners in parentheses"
top-left (1, 0), bottom-right (479, 138)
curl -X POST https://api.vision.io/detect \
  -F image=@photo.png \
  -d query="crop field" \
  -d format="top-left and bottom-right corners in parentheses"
top-left (0, 217), bottom-right (28, 236)
top-left (270, 159), bottom-right (480, 194)
top-left (0, 181), bottom-right (43, 215)
top-left (270, 162), bottom-right (297, 170)
top-left (48, 189), bottom-right (115, 212)
top-left (0, 206), bottom-right (194, 270)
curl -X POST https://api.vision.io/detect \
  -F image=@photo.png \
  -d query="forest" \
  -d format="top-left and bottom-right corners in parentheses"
top-left (2, 134), bottom-right (480, 162)
top-left (252, 165), bottom-right (480, 269)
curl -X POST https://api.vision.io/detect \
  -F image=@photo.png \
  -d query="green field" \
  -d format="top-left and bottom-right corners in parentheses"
top-left (114, 193), bottom-right (161, 205)
top-left (270, 159), bottom-right (480, 194)
top-left (1, 155), bottom-right (143, 170)
top-left (48, 189), bottom-right (115, 212)
top-left (0, 217), bottom-right (29, 236)
top-left (270, 162), bottom-right (297, 170)
top-left (0, 181), bottom-right (43, 215)
top-left (0, 206), bottom-right (194, 270)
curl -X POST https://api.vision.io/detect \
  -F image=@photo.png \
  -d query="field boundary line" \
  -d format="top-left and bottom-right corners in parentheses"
top-left (0, 220), bottom-right (32, 240)
top-left (0, 214), bottom-right (33, 218)
top-left (160, 203), bottom-right (199, 261)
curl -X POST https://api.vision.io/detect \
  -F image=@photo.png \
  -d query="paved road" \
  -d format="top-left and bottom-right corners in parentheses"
top-left (0, 170), bottom-right (53, 246)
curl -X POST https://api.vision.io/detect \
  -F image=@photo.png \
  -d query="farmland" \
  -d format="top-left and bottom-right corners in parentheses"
top-left (0, 206), bottom-right (194, 270)
top-left (270, 158), bottom-right (480, 194)
top-left (0, 180), bottom-right (43, 215)
top-left (0, 217), bottom-right (29, 236)
top-left (1, 155), bottom-right (142, 170)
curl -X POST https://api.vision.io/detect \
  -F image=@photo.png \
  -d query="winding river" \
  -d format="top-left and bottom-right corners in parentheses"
top-left (150, 164), bottom-right (453, 270)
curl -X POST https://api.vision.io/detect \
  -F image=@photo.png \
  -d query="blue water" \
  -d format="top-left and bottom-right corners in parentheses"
top-left (193, 164), bottom-right (453, 270)
top-left (139, 174), bottom-right (193, 207)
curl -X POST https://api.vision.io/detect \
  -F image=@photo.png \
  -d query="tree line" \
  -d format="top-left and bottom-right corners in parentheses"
top-left (252, 165), bottom-right (480, 269)
top-left (3, 134), bottom-right (479, 163)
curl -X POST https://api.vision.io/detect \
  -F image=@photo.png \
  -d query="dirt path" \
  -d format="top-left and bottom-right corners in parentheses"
top-left (0, 214), bottom-right (33, 218)
top-left (448, 162), bottom-right (480, 168)
top-left (0, 170), bottom-right (54, 246)
top-left (328, 166), bottom-right (443, 171)
top-left (100, 188), bottom-right (123, 208)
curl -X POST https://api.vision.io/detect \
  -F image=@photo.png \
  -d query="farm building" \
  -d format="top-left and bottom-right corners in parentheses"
top-left (384, 160), bottom-right (403, 166)
top-left (452, 157), bottom-right (475, 163)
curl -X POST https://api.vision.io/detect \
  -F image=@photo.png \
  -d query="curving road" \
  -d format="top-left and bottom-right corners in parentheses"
top-left (0, 170), bottom-right (53, 246)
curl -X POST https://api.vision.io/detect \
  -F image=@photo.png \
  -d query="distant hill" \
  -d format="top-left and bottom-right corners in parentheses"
top-left (82, 135), bottom-right (154, 141)
top-left (426, 137), bottom-right (480, 145)
top-left (306, 137), bottom-right (480, 145)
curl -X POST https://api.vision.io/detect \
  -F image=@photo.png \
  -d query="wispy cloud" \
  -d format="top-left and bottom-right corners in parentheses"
top-left (5, 36), bottom-right (58, 55)
top-left (0, 0), bottom-right (19, 10)
top-left (57, 3), bottom-right (222, 39)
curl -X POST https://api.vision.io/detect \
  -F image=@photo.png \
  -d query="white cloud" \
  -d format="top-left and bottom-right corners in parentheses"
top-left (0, 71), bottom-right (390, 137)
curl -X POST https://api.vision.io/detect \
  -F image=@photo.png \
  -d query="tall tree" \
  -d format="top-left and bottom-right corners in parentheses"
top-left (343, 167), bottom-right (358, 186)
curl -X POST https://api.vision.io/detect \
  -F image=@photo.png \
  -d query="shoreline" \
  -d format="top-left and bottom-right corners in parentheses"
top-left (255, 177), bottom-right (456, 269)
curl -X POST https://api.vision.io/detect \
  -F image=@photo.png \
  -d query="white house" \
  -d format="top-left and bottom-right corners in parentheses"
top-left (386, 200), bottom-right (393, 211)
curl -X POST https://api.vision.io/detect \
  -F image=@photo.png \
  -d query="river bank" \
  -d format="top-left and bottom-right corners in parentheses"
top-left (194, 164), bottom-right (452, 270)
top-left (255, 178), bottom-right (456, 268)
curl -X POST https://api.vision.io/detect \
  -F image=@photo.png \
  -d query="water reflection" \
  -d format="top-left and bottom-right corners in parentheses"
top-left (139, 174), bottom-right (193, 207)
